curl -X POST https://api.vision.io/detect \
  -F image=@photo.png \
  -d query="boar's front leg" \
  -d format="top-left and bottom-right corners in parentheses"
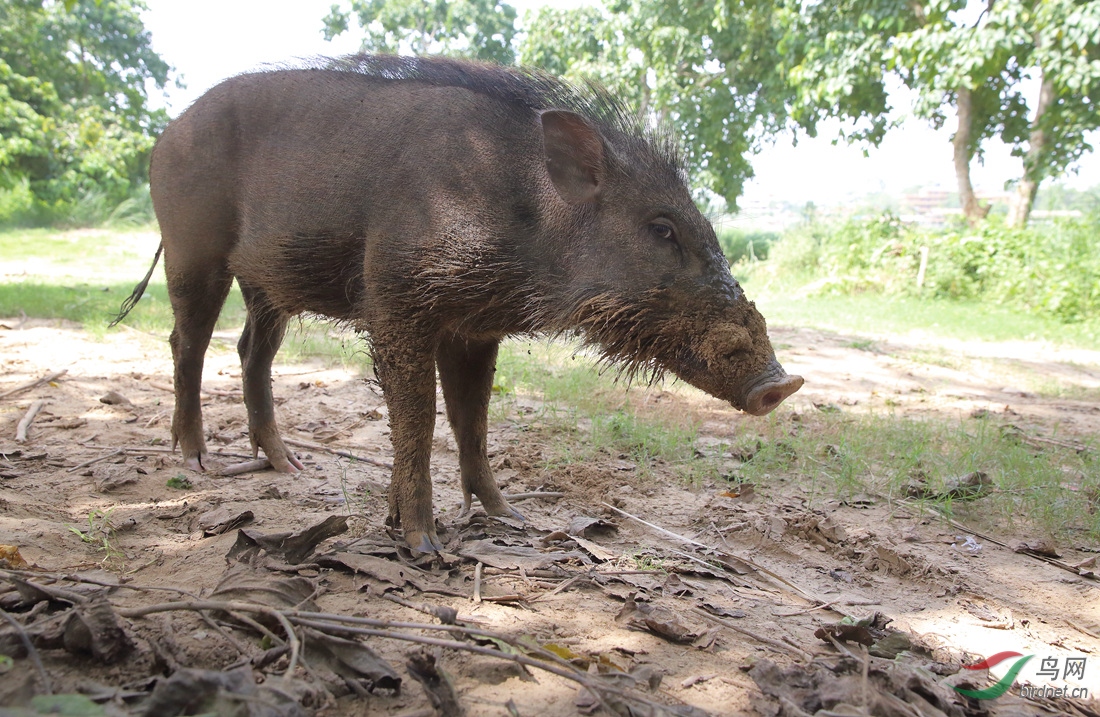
top-left (373, 336), bottom-right (442, 552)
top-left (437, 336), bottom-right (521, 521)
top-left (238, 283), bottom-right (304, 472)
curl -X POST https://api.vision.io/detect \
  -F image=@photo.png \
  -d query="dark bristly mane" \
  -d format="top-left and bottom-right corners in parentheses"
top-left (297, 54), bottom-right (682, 171)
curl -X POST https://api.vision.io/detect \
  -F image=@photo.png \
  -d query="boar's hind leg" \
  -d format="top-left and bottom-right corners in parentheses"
top-left (168, 269), bottom-right (233, 472)
top-left (437, 337), bottom-right (522, 521)
top-left (373, 338), bottom-right (442, 553)
top-left (237, 283), bottom-right (304, 473)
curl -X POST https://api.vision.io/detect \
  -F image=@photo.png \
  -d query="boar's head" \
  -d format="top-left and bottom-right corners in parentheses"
top-left (541, 109), bottom-right (803, 415)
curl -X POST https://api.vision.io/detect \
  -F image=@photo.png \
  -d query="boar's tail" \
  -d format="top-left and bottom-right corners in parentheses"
top-left (109, 243), bottom-right (163, 327)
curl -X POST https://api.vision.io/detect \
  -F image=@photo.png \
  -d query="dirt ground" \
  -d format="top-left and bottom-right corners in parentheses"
top-left (1, 317), bottom-right (1099, 717)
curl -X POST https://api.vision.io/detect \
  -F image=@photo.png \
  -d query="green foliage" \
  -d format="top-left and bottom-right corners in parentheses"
top-left (515, 0), bottom-right (1098, 218)
top-left (736, 411), bottom-right (1100, 540)
top-left (746, 213), bottom-right (1100, 323)
top-left (519, 1), bottom-right (794, 209)
top-left (0, 0), bottom-right (171, 227)
top-left (166, 475), bottom-right (193, 490)
top-left (323, 0), bottom-right (517, 64)
top-left (716, 227), bottom-right (775, 264)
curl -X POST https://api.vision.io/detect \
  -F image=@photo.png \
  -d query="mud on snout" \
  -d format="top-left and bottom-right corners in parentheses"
top-left (683, 321), bottom-right (804, 416)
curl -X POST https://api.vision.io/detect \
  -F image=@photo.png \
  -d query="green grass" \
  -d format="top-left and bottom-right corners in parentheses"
top-left (490, 339), bottom-right (1100, 541)
top-left (714, 409), bottom-right (1100, 541)
top-left (0, 281), bottom-right (246, 335)
top-left (492, 340), bottom-right (718, 480)
top-left (751, 292), bottom-right (1100, 348)
top-left (7, 226), bottom-right (1100, 541)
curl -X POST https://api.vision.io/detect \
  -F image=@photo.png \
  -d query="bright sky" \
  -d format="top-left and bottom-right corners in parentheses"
top-left (139, 0), bottom-right (1099, 208)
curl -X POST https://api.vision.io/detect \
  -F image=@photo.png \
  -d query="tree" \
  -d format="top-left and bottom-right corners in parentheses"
top-left (894, 0), bottom-right (1100, 227)
top-left (520, 0), bottom-right (924, 209)
top-left (319, 0), bottom-right (1100, 222)
top-left (322, 0), bottom-right (518, 65)
top-left (0, 0), bottom-right (171, 225)
top-left (521, 1), bottom-right (798, 208)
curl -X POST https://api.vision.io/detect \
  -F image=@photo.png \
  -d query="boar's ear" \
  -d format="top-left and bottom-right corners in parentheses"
top-left (541, 110), bottom-right (604, 204)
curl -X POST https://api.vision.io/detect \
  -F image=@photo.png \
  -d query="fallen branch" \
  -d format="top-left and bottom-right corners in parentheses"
top-left (218, 458), bottom-right (273, 476)
top-left (603, 502), bottom-right (818, 603)
top-left (148, 381), bottom-right (240, 398)
top-left (118, 600), bottom-right (695, 715)
top-left (503, 491), bottom-right (565, 502)
top-left (0, 607), bottom-right (51, 694)
top-left (0, 369), bottom-right (67, 401)
top-left (692, 607), bottom-right (810, 661)
top-left (284, 437), bottom-right (392, 470)
top-left (528, 574), bottom-right (584, 603)
top-left (472, 562), bottom-right (483, 603)
top-left (80, 444), bottom-right (254, 460)
top-left (66, 448), bottom-right (124, 473)
top-left (906, 501), bottom-right (1099, 586)
top-left (382, 593), bottom-right (458, 625)
top-left (15, 400), bottom-right (45, 443)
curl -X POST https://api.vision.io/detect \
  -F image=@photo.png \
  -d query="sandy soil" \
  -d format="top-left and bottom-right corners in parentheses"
top-left (1, 317), bottom-right (1098, 717)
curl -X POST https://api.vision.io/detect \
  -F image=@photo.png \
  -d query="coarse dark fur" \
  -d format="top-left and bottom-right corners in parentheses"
top-left (115, 54), bottom-right (803, 552)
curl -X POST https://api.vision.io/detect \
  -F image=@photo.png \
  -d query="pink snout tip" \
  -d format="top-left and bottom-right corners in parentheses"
top-left (744, 374), bottom-right (804, 416)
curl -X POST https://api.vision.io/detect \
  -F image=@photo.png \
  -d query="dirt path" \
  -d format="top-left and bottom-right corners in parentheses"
top-left (1, 319), bottom-right (1098, 716)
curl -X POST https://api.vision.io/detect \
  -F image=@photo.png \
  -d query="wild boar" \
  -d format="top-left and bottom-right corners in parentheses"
top-left (115, 55), bottom-right (803, 552)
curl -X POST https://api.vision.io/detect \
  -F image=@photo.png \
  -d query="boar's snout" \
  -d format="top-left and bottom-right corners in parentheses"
top-left (743, 369), bottom-right (804, 416)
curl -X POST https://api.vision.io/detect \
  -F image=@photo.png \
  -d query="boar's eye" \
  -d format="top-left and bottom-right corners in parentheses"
top-left (648, 221), bottom-right (677, 244)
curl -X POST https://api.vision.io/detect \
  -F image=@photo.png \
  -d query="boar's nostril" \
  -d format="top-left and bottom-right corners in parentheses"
top-left (760, 390), bottom-right (783, 408)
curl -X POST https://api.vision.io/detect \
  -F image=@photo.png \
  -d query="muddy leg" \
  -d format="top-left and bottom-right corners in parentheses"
top-left (436, 336), bottom-right (520, 520)
top-left (373, 338), bottom-right (441, 553)
top-left (238, 284), bottom-right (303, 473)
top-left (168, 271), bottom-right (233, 472)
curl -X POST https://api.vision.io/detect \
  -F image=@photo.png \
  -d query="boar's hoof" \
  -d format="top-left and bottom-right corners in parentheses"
top-left (463, 497), bottom-right (526, 523)
top-left (183, 454), bottom-right (207, 472)
top-left (744, 375), bottom-right (804, 416)
top-left (408, 531), bottom-right (445, 554)
top-left (270, 453), bottom-right (305, 473)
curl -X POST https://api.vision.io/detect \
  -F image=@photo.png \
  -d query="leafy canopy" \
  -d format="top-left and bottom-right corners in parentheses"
top-left (322, 0), bottom-right (518, 65)
top-left (0, 0), bottom-right (171, 226)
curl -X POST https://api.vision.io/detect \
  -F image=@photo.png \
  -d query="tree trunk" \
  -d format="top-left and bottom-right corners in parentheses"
top-left (1008, 76), bottom-right (1055, 228)
top-left (953, 86), bottom-right (989, 226)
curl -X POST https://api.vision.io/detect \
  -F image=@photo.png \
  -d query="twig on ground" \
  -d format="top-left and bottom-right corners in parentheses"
top-left (118, 600), bottom-right (698, 713)
top-left (284, 436), bottom-right (392, 469)
top-left (0, 369), bottom-right (67, 401)
top-left (148, 381), bottom-right (240, 397)
top-left (604, 502), bottom-right (818, 603)
top-left (10, 577), bottom-right (87, 605)
top-left (382, 593), bottom-right (459, 624)
top-left (271, 610), bottom-right (302, 676)
top-left (692, 607), bottom-right (811, 661)
top-left (218, 458), bottom-right (272, 476)
top-left (0, 607), bottom-right (52, 694)
top-left (472, 562), bottom-right (483, 603)
top-left (909, 501), bottom-right (1099, 585)
top-left (66, 448), bottom-right (124, 473)
top-left (528, 574), bottom-right (584, 603)
top-left (774, 601), bottom-right (841, 617)
top-left (503, 491), bottom-right (565, 502)
top-left (15, 400), bottom-right (45, 443)
top-left (143, 411), bottom-right (167, 429)
top-left (79, 444), bottom-right (255, 460)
